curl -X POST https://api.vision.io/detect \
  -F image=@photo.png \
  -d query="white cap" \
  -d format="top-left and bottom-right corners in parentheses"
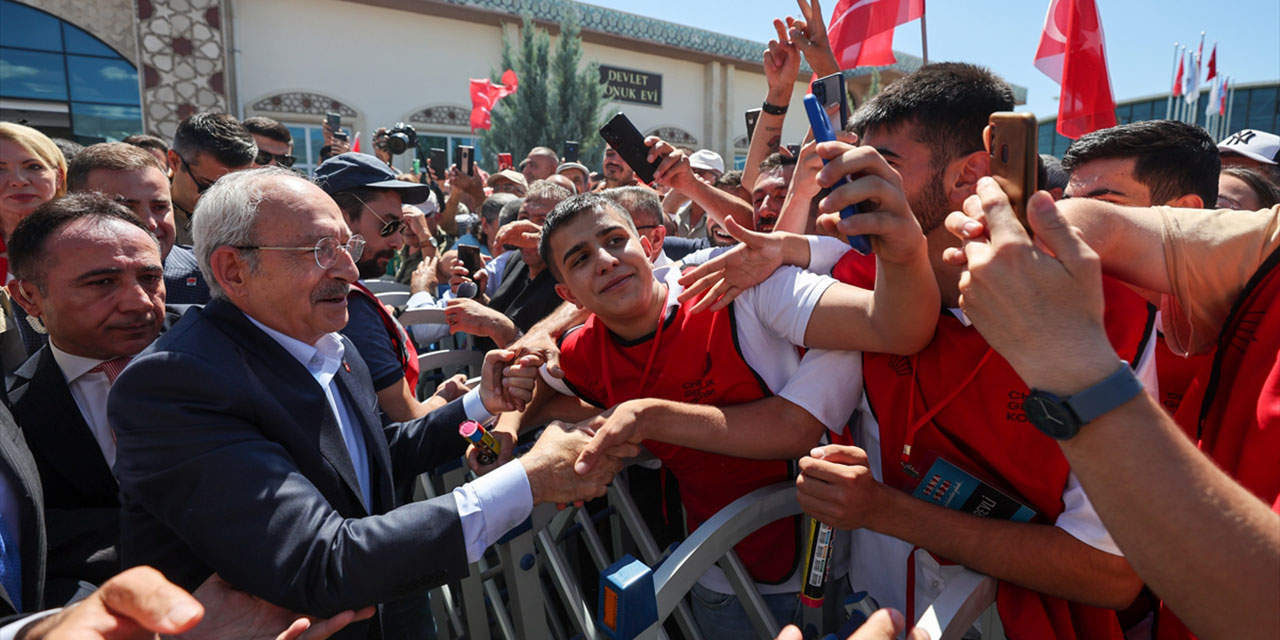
top-left (688, 149), bottom-right (725, 175)
top-left (1219, 129), bottom-right (1280, 165)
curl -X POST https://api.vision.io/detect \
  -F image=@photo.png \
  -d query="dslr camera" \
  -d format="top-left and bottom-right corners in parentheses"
top-left (376, 122), bottom-right (418, 155)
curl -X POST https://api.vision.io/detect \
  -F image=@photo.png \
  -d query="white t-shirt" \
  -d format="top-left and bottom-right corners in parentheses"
top-left (546, 264), bottom-right (864, 595)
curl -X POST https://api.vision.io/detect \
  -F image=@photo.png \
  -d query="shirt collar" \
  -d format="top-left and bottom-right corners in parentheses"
top-left (49, 341), bottom-right (107, 383)
top-left (948, 307), bottom-right (972, 326)
top-left (244, 314), bottom-right (345, 375)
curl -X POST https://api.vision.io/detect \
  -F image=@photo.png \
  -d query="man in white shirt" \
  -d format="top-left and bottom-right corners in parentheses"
top-left (106, 168), bottom-right (632, 639)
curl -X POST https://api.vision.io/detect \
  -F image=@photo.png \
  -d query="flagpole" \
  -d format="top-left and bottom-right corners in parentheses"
top-left (1165, 42), bottom-right (1179, 120)
top-left (1223, 79), bottom-right (1236, 139)
top-left (919, 13), bottom-right (929, 64)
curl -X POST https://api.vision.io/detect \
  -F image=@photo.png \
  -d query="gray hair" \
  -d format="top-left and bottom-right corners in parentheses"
top-left (192, 166), bottom-right (298, 299)
top-left (603, 186), bottom-right (662, 227)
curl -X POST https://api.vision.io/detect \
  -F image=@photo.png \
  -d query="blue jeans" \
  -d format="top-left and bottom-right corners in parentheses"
top-left (689, 582), bottom-right (799, 638)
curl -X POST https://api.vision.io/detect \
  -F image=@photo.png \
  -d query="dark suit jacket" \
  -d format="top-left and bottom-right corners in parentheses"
top-left (109, 299), bottom-right (473, 638)
top-left (7, 346), bottom-right (121, 605)
top-left (0, 400), bottom-right (46, 617)
top-left (162, 245), bottom-right (211, 305)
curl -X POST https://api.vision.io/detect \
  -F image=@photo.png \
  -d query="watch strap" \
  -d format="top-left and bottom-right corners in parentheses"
top-left (761, 101), bottom-right (789, 116)
top-left (1065, 361), bottom-right (1143, 424)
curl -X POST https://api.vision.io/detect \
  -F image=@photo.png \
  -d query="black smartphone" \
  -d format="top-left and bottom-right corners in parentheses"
top-left (333, 130), bottom-right (349, 142)
top-left (564, 141), bottom-right (580, 163)
top-left (325, 112), bottom-right (341, 132)
top-left (458, 145), bottom-right (475, 177)
top-left (457, 244), bottom-right (483, 275)
top-left (786, 143), bottom-right (801, 157)
top-left (987, 112), bottom-right (1039, 235)
top-left (810, 72), bottom-right (849, 131)
top-left (429, 148), bottom-right (446, 179)
top-left (598, 113), bottom-right (661, 183)
top-left (745, 108), bottom-right (762, 143)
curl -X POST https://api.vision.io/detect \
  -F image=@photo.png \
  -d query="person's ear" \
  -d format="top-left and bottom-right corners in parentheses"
top-left (209, 246), bottom-right (251, 299)
top-left (946, 150), bottom-right (991, 210)
top-left (6, 280), bottom-right (41, 317)
top-left (554, 282), bottom-right (583, 308)
top-left (1166, 193), bottom-right (1205, 209)
top-left (166, 149), bottom-right (181, 175)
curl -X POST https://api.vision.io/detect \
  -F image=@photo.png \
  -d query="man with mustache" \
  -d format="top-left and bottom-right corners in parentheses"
top-left (315, 153), bottom-right (437, 421)
top-left (4, 193), bottom-right (172, 604)
top-left (107, 168), bottom-right (631, 640)
top-left (600, 144), bottom-right (641, 190)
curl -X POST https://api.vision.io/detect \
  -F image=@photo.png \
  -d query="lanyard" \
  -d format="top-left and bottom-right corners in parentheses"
top-left (899, 347), bottom-right (995, 477)
top-left (601, 286), bottom-right (669, 402)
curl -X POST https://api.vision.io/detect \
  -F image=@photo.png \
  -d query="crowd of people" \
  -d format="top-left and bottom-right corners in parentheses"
top-left (0, 3), bottom-right (1277, 640)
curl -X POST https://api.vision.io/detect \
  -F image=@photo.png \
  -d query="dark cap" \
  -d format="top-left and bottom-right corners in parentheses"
top-left (314, 152), bottom-right (430, 200)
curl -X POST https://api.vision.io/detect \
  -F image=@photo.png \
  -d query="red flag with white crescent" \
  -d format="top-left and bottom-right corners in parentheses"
top-left (1034, 0), bottom-right (1116, 139)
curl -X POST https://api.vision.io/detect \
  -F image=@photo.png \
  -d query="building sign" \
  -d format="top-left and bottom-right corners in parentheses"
top-left (599, 65), bottom-right (662, 106)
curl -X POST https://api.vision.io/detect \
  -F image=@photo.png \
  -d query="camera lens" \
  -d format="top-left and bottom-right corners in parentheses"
top-left (387, 134), bottom-right (408, 155)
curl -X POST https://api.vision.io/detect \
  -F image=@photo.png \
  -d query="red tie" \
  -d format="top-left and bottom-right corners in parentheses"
top-left (90, 357), bottom-right (132, 384)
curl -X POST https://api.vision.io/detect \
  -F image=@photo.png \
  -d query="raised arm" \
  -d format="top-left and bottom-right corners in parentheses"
top-left (648, 137), bottom-right (754, 230)
top-left (742, 19), bottom-right (802, 194)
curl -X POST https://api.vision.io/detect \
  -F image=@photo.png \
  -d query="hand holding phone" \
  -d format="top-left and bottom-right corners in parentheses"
top-left (804, 94), bottom-right (872, 255)
top-left (598, 114), bottom-right (661, 183)
top-left (498, 153), bottom-right (513, 171)
top-left (563, 141), bottom-right (580, 163)
top-left (458, 146), bottom-right (475, 177)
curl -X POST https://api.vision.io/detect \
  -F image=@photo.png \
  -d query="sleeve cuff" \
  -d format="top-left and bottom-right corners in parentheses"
top-left (0, 609), bottom-right (59, 640)
top-left (407, 291), bottom-right (437, 309)
top-left (451, 460), bottom-right (533, 563)
top-left (463, 387), bottom-right (493, 423)
top-left (807, 235), bottom-right (854, 275)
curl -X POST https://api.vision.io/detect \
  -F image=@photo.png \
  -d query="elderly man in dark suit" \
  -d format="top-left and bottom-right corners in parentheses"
top-left (108, 167), bottom-right (631, 639)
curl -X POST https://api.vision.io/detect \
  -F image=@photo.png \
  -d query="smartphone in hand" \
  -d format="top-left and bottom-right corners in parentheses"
top-left (811, 73), bottom-right (849, 131)
top-left (564, 141), bottom-right (580, 163)
top-left (498, 152), bottom-right (514, 171)
top-left (987, 112), bottom-right (1038, 236)
top-left (458, 146), bottom-right (475, 177)
top-left (745, 108), bottom-right (762, 143)
top-left (804, 94), bottom-right (872, 255)
top-left (598, 114), bottom-right (661, 184)
top-left (457, 244), bottom-right (483, 274)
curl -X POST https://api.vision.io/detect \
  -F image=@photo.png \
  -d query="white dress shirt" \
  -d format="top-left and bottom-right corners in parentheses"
top-left (48, 343), bottom-right (119, 469)
top-left (245, 313), bottom-right (532, 563)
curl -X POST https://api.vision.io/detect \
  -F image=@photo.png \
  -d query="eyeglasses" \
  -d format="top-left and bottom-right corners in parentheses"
top-left (350, 193), bottom-right (404, 237)
top-left (179, 156), bottom-right (215, 193)
top-left (235, 235), bottom-right (366, 269)
top-left (255, 150), bottom-right (297, 168)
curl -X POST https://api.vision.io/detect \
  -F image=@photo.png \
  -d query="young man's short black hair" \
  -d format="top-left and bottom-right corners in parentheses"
top-left (242, 116), bottom-right (293, 145)
top-left (848, 62), bottom-right (1015, 170)
top-left (1039, 154), bottom-right (1069, 192)
top-left (10, 192), bottom-right (156, 289)
top-left (538, 193), bottom-right (636, 282)
top-left (759, 152), bottom-right (797, 174)
top-left (1062, 120), bottom-right (1220, 205)
top-left (171, 112), bottom-right (257, 168)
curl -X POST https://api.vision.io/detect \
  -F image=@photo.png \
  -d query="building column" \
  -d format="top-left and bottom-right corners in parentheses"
top-left (133, 0), bottom-right (236, 140)
top-left (703, 61), bottom-right (723, 154)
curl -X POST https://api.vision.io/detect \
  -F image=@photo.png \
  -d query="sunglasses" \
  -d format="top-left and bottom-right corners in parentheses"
top-left (179, 156), bottom-right (215, 193)
top-left (255, 150), bottom-right (297, 167)
top-left (350, 193), bottom-right (404, 237)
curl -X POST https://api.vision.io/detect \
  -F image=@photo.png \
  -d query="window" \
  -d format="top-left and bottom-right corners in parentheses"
top-left (0, 0), bottom-right (141, 143)
top-left (286, 123), bottom-right (352, 177)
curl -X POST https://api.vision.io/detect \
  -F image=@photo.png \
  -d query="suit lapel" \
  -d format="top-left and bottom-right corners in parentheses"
top-left (0, 403), bottom-right (45, 613)
top-left (203, 301), bottom-right (370, 516)
top-left (11, 349), bottom-right (117, 500)
top-left (335, 361), bottom-right (395, 513)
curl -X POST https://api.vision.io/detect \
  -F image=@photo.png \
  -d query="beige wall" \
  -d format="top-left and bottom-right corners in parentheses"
top-left (231, 0), bottom-right (811, 169)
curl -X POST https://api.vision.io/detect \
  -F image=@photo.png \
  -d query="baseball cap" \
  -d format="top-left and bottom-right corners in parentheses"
top-left (689, 149), bottom-right (725, 175)
top-left (556, 161), bottom-right (590, 176)
top-left (487, 169), bottom-right (529, 189)
top-left (1218, 129), bottom-right (1280, 165)
top-left (313, 152), bottom-right (431, 200)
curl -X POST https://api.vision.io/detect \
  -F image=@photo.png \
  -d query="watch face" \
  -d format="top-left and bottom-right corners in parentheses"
top-left (1025, 394), bottom-right (1079, 439)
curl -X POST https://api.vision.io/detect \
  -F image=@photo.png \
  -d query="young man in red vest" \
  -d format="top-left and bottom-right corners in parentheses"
top-left (944, 178), bottom-right (1280, 640)
top-left (1060, 120), bottom-right (1221, 419)
top-left (694, 63), bottom-right (1149, 639)
top-left (496, 181), bottom-right (937, 636)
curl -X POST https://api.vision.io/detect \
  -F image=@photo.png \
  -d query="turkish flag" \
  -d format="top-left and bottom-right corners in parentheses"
top-left (1172, 54), bottom-right (1184, 96)
top-left (469, 69), bottom-right (519, 131)
top-left (828, 0), bottom-right (924, 69)
top-left (1034, 0), bottom-right (1116, 139)
top-left (1205, 42), bottom-right (1217, 81)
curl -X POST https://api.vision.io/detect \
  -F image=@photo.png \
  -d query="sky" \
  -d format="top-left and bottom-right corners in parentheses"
top-left (584, 0), bottom-right (1280, 120)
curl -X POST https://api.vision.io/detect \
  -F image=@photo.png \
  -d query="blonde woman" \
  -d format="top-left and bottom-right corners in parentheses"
top-left (0, 122), bottom-right (67, 269)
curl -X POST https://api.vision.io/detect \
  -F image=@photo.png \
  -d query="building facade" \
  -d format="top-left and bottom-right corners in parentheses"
top-left (1038, 80), bottom-right (1280, 157)
top-left (3, 0), bottom-right (938, 174)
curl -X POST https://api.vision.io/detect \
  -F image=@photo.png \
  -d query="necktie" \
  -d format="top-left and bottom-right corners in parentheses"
top-left (0, 516), bottom-right (21, 611)
top-left (89, 356), bottom-right (132, 384)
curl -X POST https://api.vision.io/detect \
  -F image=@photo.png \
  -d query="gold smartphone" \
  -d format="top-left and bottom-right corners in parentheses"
top-left (987, 112), bottom-right (1039, 235)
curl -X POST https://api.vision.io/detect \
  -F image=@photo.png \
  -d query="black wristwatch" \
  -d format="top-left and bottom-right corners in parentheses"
top-left (1024, 362), bottom-right (1143, 440)
top-left (761, 101), bottom-right (788, 115)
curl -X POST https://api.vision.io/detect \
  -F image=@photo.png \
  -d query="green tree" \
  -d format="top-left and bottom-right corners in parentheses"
top-left (481, 12), bottom-right (609, 172)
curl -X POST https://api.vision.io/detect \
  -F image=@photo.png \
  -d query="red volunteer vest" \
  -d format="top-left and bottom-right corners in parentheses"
top-left (558, 296), bottom-right (799, 584)
top-left (1157, 247), bottom-right (1280, 640)
top-left (833, 251), bottom-right (1152, 640)
top-left (1154, 334), bottom-right (1213, 419)
top-left (349, 281), bottom-right (420, 390)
